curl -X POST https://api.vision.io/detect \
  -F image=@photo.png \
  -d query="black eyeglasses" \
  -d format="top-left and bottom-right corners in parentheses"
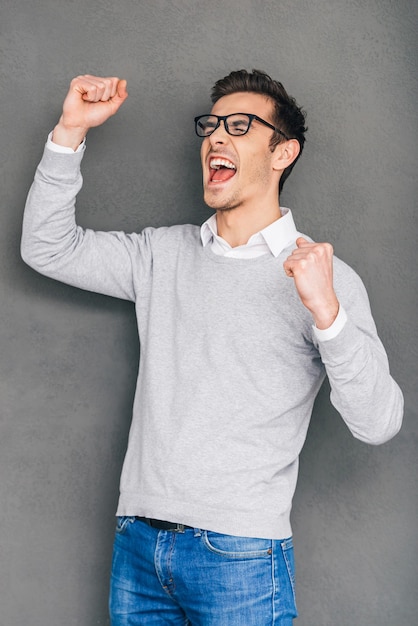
top-left (194, 113), bottom-right (289, 140)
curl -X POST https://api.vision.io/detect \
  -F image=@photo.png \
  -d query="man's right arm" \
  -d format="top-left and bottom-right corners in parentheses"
top-left (21, 75), bottom-right (151, 302)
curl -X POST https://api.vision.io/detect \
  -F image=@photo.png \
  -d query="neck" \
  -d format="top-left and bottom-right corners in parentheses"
top-left (216, 202), bottom-right (282, 248)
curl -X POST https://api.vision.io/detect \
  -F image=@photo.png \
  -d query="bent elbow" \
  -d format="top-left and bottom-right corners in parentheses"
top-left (21, 237), bottom-right (41, 272)
top-left (354, 390), bottom-right (404, 446)
top-left (20, 235), bottom-right (56, 276)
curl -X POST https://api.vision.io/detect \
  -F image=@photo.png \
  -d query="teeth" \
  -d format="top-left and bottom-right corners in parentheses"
top-left (210, 158), bottom-right (236, 170)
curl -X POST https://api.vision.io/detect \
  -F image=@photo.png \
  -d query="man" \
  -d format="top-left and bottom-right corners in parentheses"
top-left (21, 70), bottom-right (403, 625)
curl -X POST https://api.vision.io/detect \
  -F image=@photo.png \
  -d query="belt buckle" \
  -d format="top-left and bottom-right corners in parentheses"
top-left (172, 523), bottom-right (185, 533)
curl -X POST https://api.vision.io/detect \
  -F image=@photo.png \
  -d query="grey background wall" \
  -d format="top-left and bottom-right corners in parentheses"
top-left (1, 0), bottom-right (416, 624)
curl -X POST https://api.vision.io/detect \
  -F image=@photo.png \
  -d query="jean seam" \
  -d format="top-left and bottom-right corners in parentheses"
top-left (271, 543), bottom-right (276, 626)
top-left (281, 540), bottom-right (297, 610)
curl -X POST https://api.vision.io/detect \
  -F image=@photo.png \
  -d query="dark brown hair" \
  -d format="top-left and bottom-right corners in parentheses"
top-left (211, 69), bottom-right (307, 192)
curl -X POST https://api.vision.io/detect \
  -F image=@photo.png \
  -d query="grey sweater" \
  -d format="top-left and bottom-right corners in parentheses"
top-left (21, 147), bottom-right (403, 539)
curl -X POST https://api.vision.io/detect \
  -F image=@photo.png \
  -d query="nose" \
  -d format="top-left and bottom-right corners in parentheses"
top-left (208, 119), bottom-right (230, 145)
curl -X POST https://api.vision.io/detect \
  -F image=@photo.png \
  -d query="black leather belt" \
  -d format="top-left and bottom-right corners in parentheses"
top-left (136, 516), bottom-right (193, 532)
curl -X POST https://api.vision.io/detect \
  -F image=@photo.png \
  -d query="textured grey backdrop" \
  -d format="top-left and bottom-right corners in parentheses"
top-left (1, 0), bottom-right (417, 624)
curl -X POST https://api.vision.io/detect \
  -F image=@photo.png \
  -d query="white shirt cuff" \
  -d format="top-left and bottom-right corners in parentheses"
top-left (46, 131), bottom-right (86, 154)
top-left (313, 305), bottom-right (348, 342)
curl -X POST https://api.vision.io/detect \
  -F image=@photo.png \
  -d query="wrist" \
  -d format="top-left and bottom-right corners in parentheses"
top-left (52, 117), bottom-right (88, 151)
top-left (311, 298), bottom-right (340, 330)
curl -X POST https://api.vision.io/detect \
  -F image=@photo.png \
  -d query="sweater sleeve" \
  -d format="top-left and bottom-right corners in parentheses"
top-left (314, 260), bottom-right (403, 444)
top-left (21, 146), bottom-right (152, 302)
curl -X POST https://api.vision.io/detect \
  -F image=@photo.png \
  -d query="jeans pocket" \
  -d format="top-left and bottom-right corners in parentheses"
top-left (202, 530), bottom-right (273, 559)
top-left (115, 516), bottom-right (136, 535)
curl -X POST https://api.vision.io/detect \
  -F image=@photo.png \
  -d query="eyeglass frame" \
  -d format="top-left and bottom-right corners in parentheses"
top-left (194, 113), bottom-right (290, 140)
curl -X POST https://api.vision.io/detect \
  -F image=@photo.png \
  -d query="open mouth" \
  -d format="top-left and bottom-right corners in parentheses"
top-left (209, 157), bottom-right (237, 183)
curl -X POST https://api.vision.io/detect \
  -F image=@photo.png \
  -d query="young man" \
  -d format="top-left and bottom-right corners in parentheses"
top-left (21, 70), bottom-right (403, 625)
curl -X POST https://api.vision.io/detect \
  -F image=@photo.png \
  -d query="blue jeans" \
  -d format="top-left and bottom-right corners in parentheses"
top-left (109, 517), bottom-right (297, 625)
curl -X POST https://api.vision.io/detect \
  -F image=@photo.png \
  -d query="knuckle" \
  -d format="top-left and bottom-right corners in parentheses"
top-left (313, 242), bottom-right (333, 258)
top-left (320, 242), bottom-right (333, 253)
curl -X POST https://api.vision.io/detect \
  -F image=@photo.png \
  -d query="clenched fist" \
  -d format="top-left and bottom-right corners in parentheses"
top-left (283, 237), bottom-right (340, 330)
top-left (53, 75), bottom-right (128, 150)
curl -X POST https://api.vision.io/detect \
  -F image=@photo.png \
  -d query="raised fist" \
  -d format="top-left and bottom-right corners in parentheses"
top-left (53, 74), bottom-right (128, 149)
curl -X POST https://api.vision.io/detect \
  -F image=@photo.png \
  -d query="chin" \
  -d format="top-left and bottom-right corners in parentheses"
top-left (204, 199), bottom-right (238, 212)
top-left (203, 190), bottom-right (239, 212)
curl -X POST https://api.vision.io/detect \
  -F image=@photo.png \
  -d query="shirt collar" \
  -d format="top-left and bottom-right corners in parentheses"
top-left (200, 208), bottom-right (298, 257)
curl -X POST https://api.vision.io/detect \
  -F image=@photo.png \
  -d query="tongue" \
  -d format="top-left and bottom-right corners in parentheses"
top-left (212, 167), bottom-right (236, 182)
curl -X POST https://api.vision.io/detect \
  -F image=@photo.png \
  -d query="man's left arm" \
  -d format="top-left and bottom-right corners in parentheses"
top-left (284, 237), bottom-right (404, 444)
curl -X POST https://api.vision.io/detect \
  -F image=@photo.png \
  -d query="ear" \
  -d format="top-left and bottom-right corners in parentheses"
top-left (272, 139), bottom-right (300, 172)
